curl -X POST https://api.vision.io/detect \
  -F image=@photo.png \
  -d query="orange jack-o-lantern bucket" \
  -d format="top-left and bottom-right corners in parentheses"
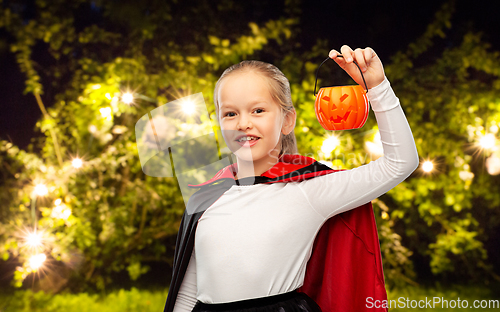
top-left (314, 55), bottom-right (369, 131)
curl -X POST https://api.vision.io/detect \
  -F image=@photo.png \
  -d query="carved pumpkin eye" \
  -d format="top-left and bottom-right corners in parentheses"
top-left (322, 95), bottom-right (336, 109)
top-left (315, 85), bottom-right (369, 130)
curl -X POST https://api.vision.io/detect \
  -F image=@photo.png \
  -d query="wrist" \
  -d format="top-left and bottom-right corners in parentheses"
top-left (366, 77), bottom-right (399, 112)
top-left (368, 76), bottom-right (387, 91)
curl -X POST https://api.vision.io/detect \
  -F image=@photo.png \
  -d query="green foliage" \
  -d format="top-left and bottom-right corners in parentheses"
top-left (0, 0), bottom-right (307, 291)
top-left (386, 1), bottom-right (500, 281)
top-left (373, 199), bottom-right (416, 289)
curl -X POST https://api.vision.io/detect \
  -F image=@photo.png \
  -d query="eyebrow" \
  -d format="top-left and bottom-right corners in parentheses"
top-left (219, 100), bottom-right (268, 110)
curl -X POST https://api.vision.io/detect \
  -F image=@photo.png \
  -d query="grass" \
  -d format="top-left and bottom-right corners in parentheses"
top-left (0, 285), bottom-right (498, 311)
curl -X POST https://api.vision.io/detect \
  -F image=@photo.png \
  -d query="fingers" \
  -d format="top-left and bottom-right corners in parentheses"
top-left (328, 45), bottom-right (383, 89)
top-left (331, 46), bottom-right (377, 73)
top-left (354, 48), bottom-right (366, 72)
top-left (329, 49), bottom-right (346, 68)
top-left (328, 49), bottom-right (338, 59)
top-left (363, 47), bottom-right (374, 61)
top-left (340, 45), bottom-right (354, 63)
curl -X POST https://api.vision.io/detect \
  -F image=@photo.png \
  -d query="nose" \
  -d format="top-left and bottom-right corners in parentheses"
top-left (237, 114), bottom-right (252, 131)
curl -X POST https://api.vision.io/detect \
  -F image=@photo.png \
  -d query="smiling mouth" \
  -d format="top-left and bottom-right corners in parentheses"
top-left (235, 137), bottom-right (260, 146)
top-left (235, 137), bottom-right (260, 142)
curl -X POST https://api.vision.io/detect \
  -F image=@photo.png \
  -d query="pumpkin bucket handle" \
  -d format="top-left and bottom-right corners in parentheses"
top-left (313, 55), bottom-right (369, 96)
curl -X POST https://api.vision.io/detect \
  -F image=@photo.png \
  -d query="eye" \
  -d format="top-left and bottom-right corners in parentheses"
top-left (254, 108), bottom-right (264, 114)
top-left (224, 112), bottom-right (236, 117)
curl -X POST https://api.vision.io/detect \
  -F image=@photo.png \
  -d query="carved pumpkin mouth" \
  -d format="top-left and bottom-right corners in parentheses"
top-left (330, 109), bottom-right (353, 123)
top-left (324, 94), bottom-right (357, 124)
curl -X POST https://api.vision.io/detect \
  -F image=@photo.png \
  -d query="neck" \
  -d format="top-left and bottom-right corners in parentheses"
top-left (235, 150), bottom-right (282, 180)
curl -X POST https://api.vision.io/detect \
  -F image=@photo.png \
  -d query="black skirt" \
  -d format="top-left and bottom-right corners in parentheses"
top-left (191, 290), bottom-right (322, 312)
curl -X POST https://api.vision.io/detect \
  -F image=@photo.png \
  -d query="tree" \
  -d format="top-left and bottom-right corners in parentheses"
top-left (0, 0), bottom-right (307, 291)
top-left (1, 0), bottom-right (499, 293)
top-left (384, 0), bottom-right (500, 283)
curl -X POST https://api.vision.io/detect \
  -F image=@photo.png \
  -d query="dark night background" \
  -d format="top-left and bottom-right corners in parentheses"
top-left (1, 0), bottom-right (499, 150)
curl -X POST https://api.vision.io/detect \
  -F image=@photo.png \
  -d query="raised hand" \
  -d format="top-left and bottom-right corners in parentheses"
top-left (329, 45), bottom-right (385, 90)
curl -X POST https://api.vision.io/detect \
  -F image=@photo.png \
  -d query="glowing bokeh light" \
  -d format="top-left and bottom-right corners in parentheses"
top-left (99, 107), bottom-right (112, 120)
top-left (122, 92), bottom-right (134, 104)
top-left (181, 100), bottom-right (196, 115)
top-left (321, 136), bottom-right (340, 155)
top-left (381, 211), bottom-right (389, 219)
top-left (365, 132), bottom-right (383, 157)
top-left (72, 158), bottom-right (83, 169)
top-left (486, 153), bottom-right (500, 175)
top-left (422, 161), bottom-right (434, 173)
top-left (62, 208), bottom-right (72, 219)
top-left (34, 184), bottom-right (48, 196)
top-left (365, 142), bottom-right (383, 157)
top-left (479, 134), bottom-right (496, 150)
top-left (51, 203), bottom-right (72, 220)
top-left (28, 253), bottom-right (46, 270)
top-left (54, 198), bottom-right (62, 206)
top-left (459, 170), bottom-right (474, 181)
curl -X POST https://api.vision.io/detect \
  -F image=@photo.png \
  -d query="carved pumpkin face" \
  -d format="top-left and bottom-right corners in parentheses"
top-left (314, 85), bottom-right (369, 130)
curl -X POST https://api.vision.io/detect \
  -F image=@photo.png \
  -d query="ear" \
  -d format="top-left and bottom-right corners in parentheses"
top-left (281, 109), bottom-right (296, 136)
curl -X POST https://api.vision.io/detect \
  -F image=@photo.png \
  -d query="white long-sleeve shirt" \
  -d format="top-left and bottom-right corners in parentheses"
top-left (173, 77), bottom-right (419, 311)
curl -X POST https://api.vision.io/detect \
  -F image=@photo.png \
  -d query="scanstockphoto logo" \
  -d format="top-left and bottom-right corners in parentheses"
top-left (366, 296), bottom-right (500, 309)
top-left (134, 93), bottom-right (399, 213)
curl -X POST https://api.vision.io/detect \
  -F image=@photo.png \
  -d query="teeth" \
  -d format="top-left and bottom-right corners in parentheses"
top-left (238, 137), bottom-right (258, 142)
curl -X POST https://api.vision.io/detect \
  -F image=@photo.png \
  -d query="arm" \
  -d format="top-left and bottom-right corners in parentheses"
top-left (173, 250), bottom-right (198, 312)
top-left (298, 76), bottom-right (419, 219)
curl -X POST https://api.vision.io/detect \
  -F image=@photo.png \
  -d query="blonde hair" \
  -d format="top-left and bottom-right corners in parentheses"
top-left (213, 60), bottom-right (298, 158)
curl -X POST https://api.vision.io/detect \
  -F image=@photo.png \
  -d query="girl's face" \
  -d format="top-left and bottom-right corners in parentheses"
top-left (217, 71), bottom-right (295, 167)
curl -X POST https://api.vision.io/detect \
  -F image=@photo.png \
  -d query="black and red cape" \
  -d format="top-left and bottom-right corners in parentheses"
top-left (164, 154), bottom-right (388, 312)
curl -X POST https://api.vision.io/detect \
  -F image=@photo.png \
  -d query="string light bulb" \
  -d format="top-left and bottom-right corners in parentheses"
top-left (28, 253), bottom-right (46, 270)
top-left (122, 92), bottom-right (134, 105)
top-left (422, 161), bottom-right (434, 173)
top-left (479, 133), bottom-right (496, 150)
top-left (25, 230), bottom-right (43, 248)
top-left (181, 99), bottom-right (196, 115)
top-left (34, 184), bottom-right (48, 197)
top-left (72, 158), bottom-right (83, 169)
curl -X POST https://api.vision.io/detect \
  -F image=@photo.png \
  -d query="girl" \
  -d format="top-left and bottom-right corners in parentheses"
top-left (164, 45), bottom-right (419, 312)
